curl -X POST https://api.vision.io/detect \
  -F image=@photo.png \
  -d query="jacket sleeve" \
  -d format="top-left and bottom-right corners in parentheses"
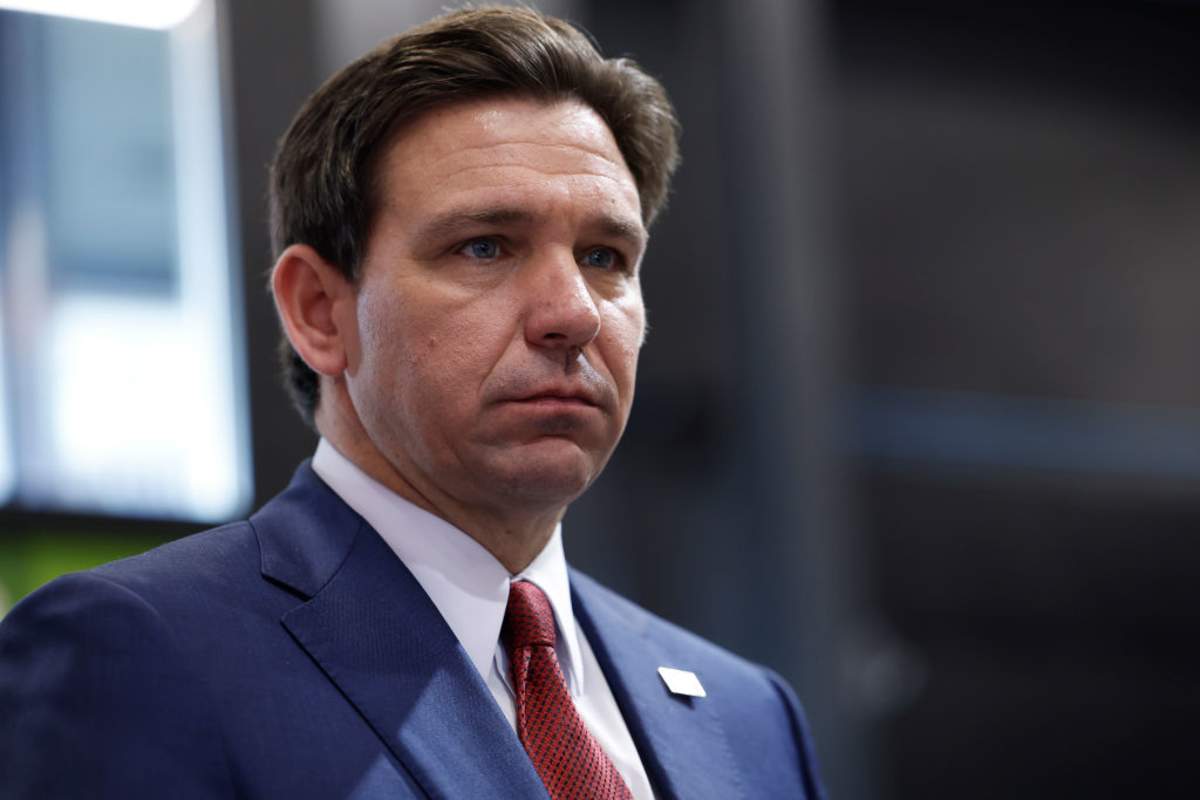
top-left (763, 667), bottom-right (827, 800)
top-left (0, 571), bottom-right (235, 799)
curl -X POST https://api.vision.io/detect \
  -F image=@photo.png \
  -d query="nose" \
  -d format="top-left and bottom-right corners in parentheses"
top-left (522, 249), bottom-right (602, 352)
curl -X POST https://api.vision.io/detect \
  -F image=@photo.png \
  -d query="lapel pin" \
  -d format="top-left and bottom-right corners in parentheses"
top-left (657, 666), bottom-right (706, 698)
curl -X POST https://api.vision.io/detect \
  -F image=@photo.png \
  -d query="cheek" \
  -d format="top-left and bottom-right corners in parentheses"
top-left (350, 289), bottom-right (431, 430)
top-left (426, 294), bottom-right (517, 379)
top-left (358, 289), bottom-right (514, 411)
top-left (355, 297), bottom-right (415, 381)
top-left (602, 296), bottom-right (646, 388)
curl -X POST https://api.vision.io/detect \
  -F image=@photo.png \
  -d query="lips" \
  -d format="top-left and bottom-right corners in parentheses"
top-left (489, 376), bottom-right (613, 413)
top-left (486, 363), bottom-right (616, 413)
top-left (510, 386), bottom-right (602, 407)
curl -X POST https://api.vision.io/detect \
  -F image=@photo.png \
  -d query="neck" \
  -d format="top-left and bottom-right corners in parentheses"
top-left (315, 386), bottom-right (564, 574)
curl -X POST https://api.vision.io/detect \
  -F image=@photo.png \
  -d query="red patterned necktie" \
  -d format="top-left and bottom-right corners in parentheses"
top-left (502, 580), bottom-right (634, 800)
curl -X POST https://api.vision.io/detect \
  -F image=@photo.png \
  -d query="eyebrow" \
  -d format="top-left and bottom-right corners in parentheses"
top-left (591, 215), bottom-right (648, 252)
top-left (414, 207), bottom-right (534, 246)
top-left (412, 206), bottom-right (648, 252)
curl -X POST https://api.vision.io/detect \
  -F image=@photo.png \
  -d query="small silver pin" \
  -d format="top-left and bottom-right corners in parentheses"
top-left (657, 666), bottom-right (706, 698)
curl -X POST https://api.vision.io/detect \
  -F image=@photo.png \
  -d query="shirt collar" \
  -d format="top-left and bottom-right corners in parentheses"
top-left (310, 438), bottom-right (584, 693)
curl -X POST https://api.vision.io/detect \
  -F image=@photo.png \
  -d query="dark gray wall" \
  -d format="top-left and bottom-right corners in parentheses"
top-left (835, 4), bottom-right (1200, 798)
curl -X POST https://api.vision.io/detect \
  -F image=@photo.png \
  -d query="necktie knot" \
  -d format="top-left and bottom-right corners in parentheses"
top-left (503, 580), bottom-right (557, 650)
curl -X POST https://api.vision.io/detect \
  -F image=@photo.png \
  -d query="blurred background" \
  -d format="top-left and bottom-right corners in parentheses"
top-left (2, 1), bottom-right (1198, 797)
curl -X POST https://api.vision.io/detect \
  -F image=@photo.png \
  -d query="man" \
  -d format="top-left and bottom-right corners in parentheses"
top-left (0, 7), bottom-right (824, 799)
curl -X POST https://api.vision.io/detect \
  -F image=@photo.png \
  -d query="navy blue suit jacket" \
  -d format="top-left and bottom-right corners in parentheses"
top-left (0, 464), bottom-right (824, 798)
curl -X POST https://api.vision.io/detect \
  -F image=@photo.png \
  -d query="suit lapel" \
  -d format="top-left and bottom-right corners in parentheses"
top-left (256, 465), bottom-right (548, 800)
top-left (571, 573), bottom-right (746, 800)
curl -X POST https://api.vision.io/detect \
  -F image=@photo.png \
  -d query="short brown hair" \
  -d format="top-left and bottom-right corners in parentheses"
top-left (269, 5), bottom-right (680, 426)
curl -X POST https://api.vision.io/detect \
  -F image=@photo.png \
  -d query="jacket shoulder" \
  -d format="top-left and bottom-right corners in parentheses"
top-left (84, 520), bottom-right (272, 613)
top-left (0, 565), bottom-right (238, 798)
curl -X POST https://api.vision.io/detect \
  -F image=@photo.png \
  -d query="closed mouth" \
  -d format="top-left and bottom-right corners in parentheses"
top-left (512, 393), bottom-right (597, 407)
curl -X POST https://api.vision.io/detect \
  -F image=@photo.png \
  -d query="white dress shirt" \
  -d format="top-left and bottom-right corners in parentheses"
top-left (311, 438), bottom-right (655, 799)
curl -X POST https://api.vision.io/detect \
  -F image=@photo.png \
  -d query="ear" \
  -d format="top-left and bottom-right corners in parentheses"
top-left (271, 244), bottom-right (356, 378)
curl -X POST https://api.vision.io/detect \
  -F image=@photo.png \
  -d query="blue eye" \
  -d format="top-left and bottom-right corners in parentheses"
top-left (460, 238), bottom-right (501, 260)
top-left (582, 247), bottom-right (619, 270)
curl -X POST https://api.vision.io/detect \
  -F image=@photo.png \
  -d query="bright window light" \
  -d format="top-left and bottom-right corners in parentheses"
top-left (1, 0), bottom-right (252, 522)
top-left (0, 0), bottom-right (202, 30)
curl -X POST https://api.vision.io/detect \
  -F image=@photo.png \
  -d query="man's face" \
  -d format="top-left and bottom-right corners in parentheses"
top-left (341, 97), bottom-right (647, 516)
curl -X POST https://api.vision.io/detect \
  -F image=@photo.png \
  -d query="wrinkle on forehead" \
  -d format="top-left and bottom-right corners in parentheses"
top-left (429, 140), bottom-right (628, 176)
top-left (378, 97), bottom-right (641, 218)
top-left (413, 160), bottom-right (636, 197)
top-left (379, 161), bottom-right (641, 225)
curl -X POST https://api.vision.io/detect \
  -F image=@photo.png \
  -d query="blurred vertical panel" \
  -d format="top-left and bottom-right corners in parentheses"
top-left (0, 12), bottom-right (32, 506)
top-left (221, 0), bottom-right (321, 502)
top-left (833, 3), bottom-right (1200, 797)
top-left (714, 3), bottom-right (874, 798)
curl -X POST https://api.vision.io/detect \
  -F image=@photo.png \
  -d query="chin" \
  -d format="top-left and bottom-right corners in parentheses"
top-left (482, 439), bottom-right (606, 506)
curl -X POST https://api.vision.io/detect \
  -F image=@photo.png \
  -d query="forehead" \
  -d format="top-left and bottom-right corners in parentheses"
top-left (374, 96), bottom-right (642, 223)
